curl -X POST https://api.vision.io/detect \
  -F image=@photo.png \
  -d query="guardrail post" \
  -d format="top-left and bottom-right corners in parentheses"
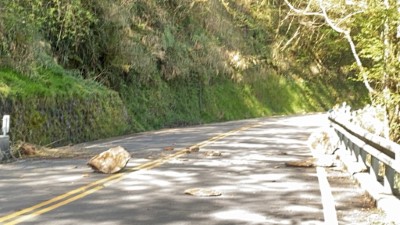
top-left (353, 144), bottom-right (360, 162)
top-left (388, 146), bottom-right (400, 195)
top-left (370, 156), bottom-right (381, 182)
top-left (0, 135), bottom-right (11, 161)
top-left (389, 139), bottom-right (400, 195)
top-left (358, 149), bottom-right (368, 171)
top-left (343, 136), bottom-right (351, 154)
top-left (348, 140), bottom-right (359, 162)
top-left (336, 131), bottom-right (345, 149)
top-left (0, 115), bottom-right (12, 162)
top-left (344, 137), bottom-right (350, 151)
top-left (384, 166), bottom-right (398, 195)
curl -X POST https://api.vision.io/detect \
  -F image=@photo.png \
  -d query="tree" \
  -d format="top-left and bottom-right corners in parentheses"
top-left (283, 0), bottom-right (400, 142)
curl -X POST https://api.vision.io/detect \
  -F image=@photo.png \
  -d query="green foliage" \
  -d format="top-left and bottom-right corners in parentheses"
top-left (0, 0), bottom-right (97, 75)
top-left (351, 4), bottom-right (400, 142)
top-left (0, 0), bottom-right (370, 145)
top-left (279, 0), bottom-right (399, 142)
top-left (0, 0), bottom-right (39, 73)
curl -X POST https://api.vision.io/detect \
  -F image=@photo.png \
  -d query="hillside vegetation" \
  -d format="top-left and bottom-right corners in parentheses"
top-left (0, 0), bottom-right (367, 146)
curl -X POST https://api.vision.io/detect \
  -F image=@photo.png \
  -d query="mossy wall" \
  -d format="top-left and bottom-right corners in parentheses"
top-left (0, 69), bottom-right (129, 146)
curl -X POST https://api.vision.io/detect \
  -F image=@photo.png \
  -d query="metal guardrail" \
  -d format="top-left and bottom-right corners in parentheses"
top-left (328, 113), bottom-right (400, 195)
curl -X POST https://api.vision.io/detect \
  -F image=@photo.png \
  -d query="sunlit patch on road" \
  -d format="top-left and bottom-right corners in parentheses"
top-left (212, 209), bottom-right (267, 223)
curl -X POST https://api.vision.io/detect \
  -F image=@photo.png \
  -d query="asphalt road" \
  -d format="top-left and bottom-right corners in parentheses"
top-left (0, 114), bottom-right (386, 225)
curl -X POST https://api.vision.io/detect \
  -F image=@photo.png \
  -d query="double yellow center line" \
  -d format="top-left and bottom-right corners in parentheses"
top-left (0, 122), bottom-right (262, 225)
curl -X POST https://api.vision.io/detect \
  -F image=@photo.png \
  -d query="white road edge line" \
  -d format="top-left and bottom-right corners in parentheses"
top-left (316, 166), bottom-right (338, 225)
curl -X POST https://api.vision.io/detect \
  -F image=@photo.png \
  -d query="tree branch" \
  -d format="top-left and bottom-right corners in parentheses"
top-left (283, 0), bottom-right (322, 17)
top-left (336, 10), bottom-right (364, 26)
top-left (317, 0), bottom-right (375, 93)
top-left (283, 0), bottom-right (375, 93)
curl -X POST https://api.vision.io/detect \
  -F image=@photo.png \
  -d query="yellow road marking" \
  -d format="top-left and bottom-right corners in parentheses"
top-left (0, 122), bottom-right (261, 225)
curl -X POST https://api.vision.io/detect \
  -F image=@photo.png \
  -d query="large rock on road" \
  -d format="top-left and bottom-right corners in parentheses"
top-left (87, 146), bottom-right (131, 174)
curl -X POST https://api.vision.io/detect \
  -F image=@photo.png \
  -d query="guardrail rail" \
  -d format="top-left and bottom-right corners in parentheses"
top-left (328, 113), bottom-right (400, 196)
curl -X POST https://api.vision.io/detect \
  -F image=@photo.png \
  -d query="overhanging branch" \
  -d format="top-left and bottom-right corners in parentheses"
top-left (283, 0), bottom-right (375, 94)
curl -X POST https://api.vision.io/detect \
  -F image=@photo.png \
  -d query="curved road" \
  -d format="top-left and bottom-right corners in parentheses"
top-left (0, 114), bottom-right (384, 224)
